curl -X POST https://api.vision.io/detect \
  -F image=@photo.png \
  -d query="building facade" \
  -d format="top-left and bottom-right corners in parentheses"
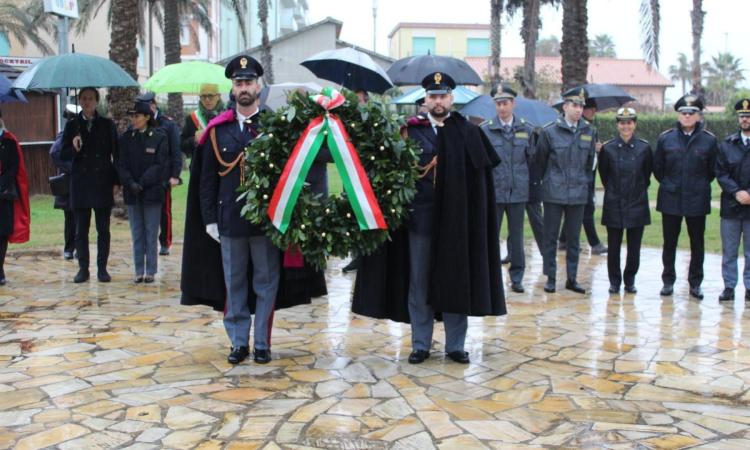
top-left (388, 22), bottom-right (490, 59)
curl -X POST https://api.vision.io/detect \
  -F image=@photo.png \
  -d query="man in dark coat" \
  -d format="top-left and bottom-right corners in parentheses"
top-left (537, 87), bottom-right (597, 294)
top-left (353, 72), bottom-right (505, 365)
top-left (61, 87), bottom-right (118, 283)
top-left (481, 84), bottom-right (535, 293)
top-left (715, 98), bottom-right (750, 302)
top-left (654, 94), bottom-right (718, 300)
top-left (598, 107), bottom-right (652, 294)
top-left (137, 92), bottom-right (183, 256)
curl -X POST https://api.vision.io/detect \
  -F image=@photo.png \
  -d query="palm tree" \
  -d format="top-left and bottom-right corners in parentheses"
top-left (259, 0), bottom-right (274, 83)
top-left (588, 34), bottom-right (616, 58)
top-left (690, 0), bottom-right (705, 96)
top-left (705, 52), bottom-right (745, 105)
top-left (0, 0), bottom-right (55, 55)
top-left (668, 53), bottom-right (690, 95)
top-left (108, 0), bottom-right (140, 132)
top-left (639, 0), bottom-right (660, 67)
top-left (560, 0), bottom-right (589, 92)
top-left (489, 0), bottom-right (504, 87)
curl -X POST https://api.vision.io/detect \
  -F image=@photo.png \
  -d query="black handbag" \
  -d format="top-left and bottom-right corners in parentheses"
top-left (49, 173), bottom-right (70, 197)
top-left (0, 183), bottom-right (17, 200)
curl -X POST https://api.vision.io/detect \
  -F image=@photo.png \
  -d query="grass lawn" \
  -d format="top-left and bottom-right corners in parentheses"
top-left (17, 166), bottom-right (722, 254)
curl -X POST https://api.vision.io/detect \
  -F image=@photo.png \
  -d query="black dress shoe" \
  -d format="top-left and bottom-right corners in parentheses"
top-left (253, 348), bottom-right (272, 364)
top-left (144, 275), bottom-right (155, 284)
top-left (608, 284), bottom-right (619, 294)
top-left (660, 284), bottom-right (673, 296)
top-left (689, 286), bottom-right (704, 300)
top-left (408, 349), bottom-right (430, 364)
top-left (134, 276), bottom-right (144, 284)
top-left (159, 246), bottom-right (170, 256)
top-left (342, 257), bottom-right (360, 273)
top-left (447, 351), bottom-right (470, 364)
top-left (544, 278), bottom-right (556, 293)
top-left (624, 285), bottom-right (637, 294)
top-left (97, 269), bottom-right (111, 282)
top-left (501, 255), bottom-right (511, 265)
top-left (0, 277), bottom-right (5, 286)
top-left (73, 270), bottom-right (90, 283)
top-left (227, 346), bottom-right (250, 364)
top-left (565, 280), bottom-right (586, 294)
top-left (718, 288), bottom-right (735, 302)
top-left (511, 282), bottom-right (524, 293)
top-left (63, 251), bottom-right (74, 260)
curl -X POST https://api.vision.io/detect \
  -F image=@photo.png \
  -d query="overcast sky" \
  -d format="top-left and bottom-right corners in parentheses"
top-left (307, 0), bottom-right (750, 103)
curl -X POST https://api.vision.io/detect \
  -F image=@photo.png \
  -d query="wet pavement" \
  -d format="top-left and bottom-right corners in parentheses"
top-left (0, 242), bottom-right (748, 449)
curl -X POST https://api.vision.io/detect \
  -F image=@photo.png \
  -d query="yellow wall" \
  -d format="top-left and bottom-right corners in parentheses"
top-left (389, 26), bottom-right (488, 59)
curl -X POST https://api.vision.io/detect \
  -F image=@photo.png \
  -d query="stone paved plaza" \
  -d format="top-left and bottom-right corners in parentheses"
top-left (0, 242), bottom-right (749, 449)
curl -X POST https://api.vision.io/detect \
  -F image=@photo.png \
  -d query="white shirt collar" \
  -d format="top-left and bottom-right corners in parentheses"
top-left (741, 132), bottom-right (750, 144)
top-left (237, 108), bottom-right (259, 131)
top-left (427, 112), bottom-right (449, 133)
top-left (564, 118), bottom-right (577, 129)
top-left (499, 116), bottom-right (514, 128)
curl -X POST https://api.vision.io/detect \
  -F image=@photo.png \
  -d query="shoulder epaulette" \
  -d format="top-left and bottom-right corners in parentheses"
top-left (659, 129), bottom-right (672, 136)
top-left (725, 133), bottom-right (739, 142)
top-left (479, 119), bottom-right (491, 127)
top-left (637, 137), bottom-right (650, 144)
top-left (602, 138), bottom-right (615, 146)
top-left (702, 128), bottom-right (715, 137)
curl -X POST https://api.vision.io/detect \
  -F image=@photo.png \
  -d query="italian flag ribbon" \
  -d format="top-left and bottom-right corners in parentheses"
top-left (268, 87), bottom-right (387, 233)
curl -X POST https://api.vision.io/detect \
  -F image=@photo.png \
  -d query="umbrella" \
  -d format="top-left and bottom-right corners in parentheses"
top-left (460, 95), bottom-right (559, 127)
top-left (391, 86), bottom-right (480, 106)
top-left (301, 47), bottom-right (393, 94)
top-left (12, 52), bottom-right (138, 90)
top-left (260, 82), bottom-right (322, 111)
top-left (387, 54), bottom-right (483, 86)
top-left (0, 73), bottom-right (27, 104)
top-left (553, 83), bottom-right (636, 111)
top-left (143, 61), bottom-right (232, 94)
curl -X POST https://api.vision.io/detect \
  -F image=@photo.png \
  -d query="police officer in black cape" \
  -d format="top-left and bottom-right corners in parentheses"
top-left (180, 55), bottom-right (326, 365)
top-left (352, 71), bottom-right (506, 365)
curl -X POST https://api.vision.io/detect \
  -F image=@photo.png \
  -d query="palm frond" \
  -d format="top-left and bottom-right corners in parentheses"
top-left (639, 0), bottom-right (660, 68)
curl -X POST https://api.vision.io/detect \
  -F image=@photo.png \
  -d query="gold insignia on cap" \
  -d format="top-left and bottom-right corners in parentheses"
top-left (621, 109), bottom-right (630, 117)
top-left (434, 72), bottom-right (442, 84)
top-left (240, 57), bottom-right (248, 69)
top-left (685, 95), bottom-right (696, 105)
top-left (743, 99), bottom-right (749, 110)
top-left (579, 88), bottom-right (585, 98)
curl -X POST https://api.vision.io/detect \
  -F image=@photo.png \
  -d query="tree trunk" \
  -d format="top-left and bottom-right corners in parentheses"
top-left (489, 0), bottom-right (503, 87)
top-left (560, 0), bottom-right (589, 92)
top-left (163, 0), bottom-right (184, 124)
top-left (108, 0), bottom-right (139, 133)
top-left (521, 0), bottom-right (540, 98)
top-left (259, 0), bottom-right (274, 83)
top-left (690, 0), bottom-right (704, 96)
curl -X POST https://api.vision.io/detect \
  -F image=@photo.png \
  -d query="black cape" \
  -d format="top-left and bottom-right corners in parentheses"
top-left (180, 122), bottom-right (327, 313)
top-left (352, 112), bottom-right (505, 321)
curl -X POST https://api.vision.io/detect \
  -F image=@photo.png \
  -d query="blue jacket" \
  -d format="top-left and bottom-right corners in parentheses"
top-left (118, 127), bottom-right (170, 205)
top-left (481, 116), bottom-right (535, 204)
top-left (716, 132), bottom-right (750, 219)
top-left (599, 135), bottom-right (652, 228)
top-left (654, 122), bottom-right (718, 217)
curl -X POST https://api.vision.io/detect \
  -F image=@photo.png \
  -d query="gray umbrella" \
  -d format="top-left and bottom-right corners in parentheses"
top-left (387, 54), bottom-right (483, 86)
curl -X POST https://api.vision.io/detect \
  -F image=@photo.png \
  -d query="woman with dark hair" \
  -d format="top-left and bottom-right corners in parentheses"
top-left (118, 101), bottom-right (169, 283)
top-left (61, 87), bottom-right (119, 283)
top-left (598, 107), bottom-right (653, 294)
top-left (0, 108), bottom-right (31, 285)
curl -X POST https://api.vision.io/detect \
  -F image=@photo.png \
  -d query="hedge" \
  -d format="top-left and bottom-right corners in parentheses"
top-left (593, 112), bottom-right (739, 145)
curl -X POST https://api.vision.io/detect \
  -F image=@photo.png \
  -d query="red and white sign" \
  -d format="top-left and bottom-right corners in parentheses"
top-left (0, 56), bottom-right (41, 68)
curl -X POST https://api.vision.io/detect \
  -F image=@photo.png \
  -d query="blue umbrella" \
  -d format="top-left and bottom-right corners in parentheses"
top-left (0, 73), bottom-right (27, 104)
top-left (391, 86), bottom-right (480, 106)
top-left (460, 95), bottom-right (558, 127)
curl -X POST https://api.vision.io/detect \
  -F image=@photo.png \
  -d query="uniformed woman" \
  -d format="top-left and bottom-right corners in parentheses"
top-left (598, 107), bottom-right (653, 294)
top-left (118, 101), bottom-right (169, 283)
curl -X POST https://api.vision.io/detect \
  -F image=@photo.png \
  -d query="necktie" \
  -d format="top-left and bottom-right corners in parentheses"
top-left (503, 125), bottom-right (511, 135)
top-left (745, 138), bottom-right (750, 148)
top-left (86, 120), bottom-right (93, 132)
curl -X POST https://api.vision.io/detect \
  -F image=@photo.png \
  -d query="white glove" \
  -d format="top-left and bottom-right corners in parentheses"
top-left (206, 223), bottom-right (220, 243)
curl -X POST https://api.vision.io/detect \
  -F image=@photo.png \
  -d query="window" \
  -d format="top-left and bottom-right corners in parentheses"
top-left (412, 37), bottom-right (435, 56)
top-left (467, 38), bottom-right (489, 57)
top-left (138, 43), bottom-right (145, 68)
top-left (180, 21), bottom-right (191, 46)
top-left (0, 32), bottom-right (9, 57)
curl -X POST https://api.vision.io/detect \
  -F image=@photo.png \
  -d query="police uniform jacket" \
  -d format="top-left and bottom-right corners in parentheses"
top-left (481, 116), bottom-right (535, 204)
top-left (199, 109), bottom-right (262, 237)
top-left (405, 115), bottom-right (437, 235)
top-left (60, 112), bottom-right (119, 210)
top-left (535, 116), bottom-right (596, 205)
top-left (716, 132), bottom-right (750, 219)
top-left (155, 110), bottom-right (183, 179)
top-left (653, 121), bottom-right (718, 217)
top-left (118, 127), bottom-right (169, 205)
top-left (598, 135), bottom-right (652, 228)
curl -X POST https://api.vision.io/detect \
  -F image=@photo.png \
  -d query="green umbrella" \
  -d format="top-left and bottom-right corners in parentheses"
top-left (143, 61), bottom-right (232, 94)
top-left (11, 52), bottom-right (138, 90)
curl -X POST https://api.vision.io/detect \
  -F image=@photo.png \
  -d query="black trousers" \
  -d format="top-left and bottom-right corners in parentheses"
top-left (496, 202), bottom-right (526, 284)
top-left (661, 213), bottom-right (705, 287)
top-left (559, 181), bottom-right (602, 247)
top-left (606, 226), bottom-right (644, 288)
top-left (0, 236), bottom-right (7, 276)
top-left (75, 207), bottom-right (111, 271)
top-left (543, 203), bottom-right (585, 282)
top-left (64, 210), bottom-right (76, 253)
top-left (159, 186), bottom-right (172, 249)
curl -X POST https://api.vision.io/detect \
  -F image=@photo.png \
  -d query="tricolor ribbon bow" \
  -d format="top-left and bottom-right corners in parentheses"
top-left (268, 87), bottom-right (387, 233)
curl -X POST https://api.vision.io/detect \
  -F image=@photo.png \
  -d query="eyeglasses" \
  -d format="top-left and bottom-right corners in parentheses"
top-left (200, 94), bottom-right (218, 99)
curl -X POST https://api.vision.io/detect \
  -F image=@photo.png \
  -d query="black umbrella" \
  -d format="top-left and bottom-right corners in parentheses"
top-left (387, 54), bottom-right (483, 86)
top-left (553, 83), bottom-right (636, 111)
top-left (460, 95), bottom-right (558, 127)
top-left (300, 47), bottom-right (393, 94)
